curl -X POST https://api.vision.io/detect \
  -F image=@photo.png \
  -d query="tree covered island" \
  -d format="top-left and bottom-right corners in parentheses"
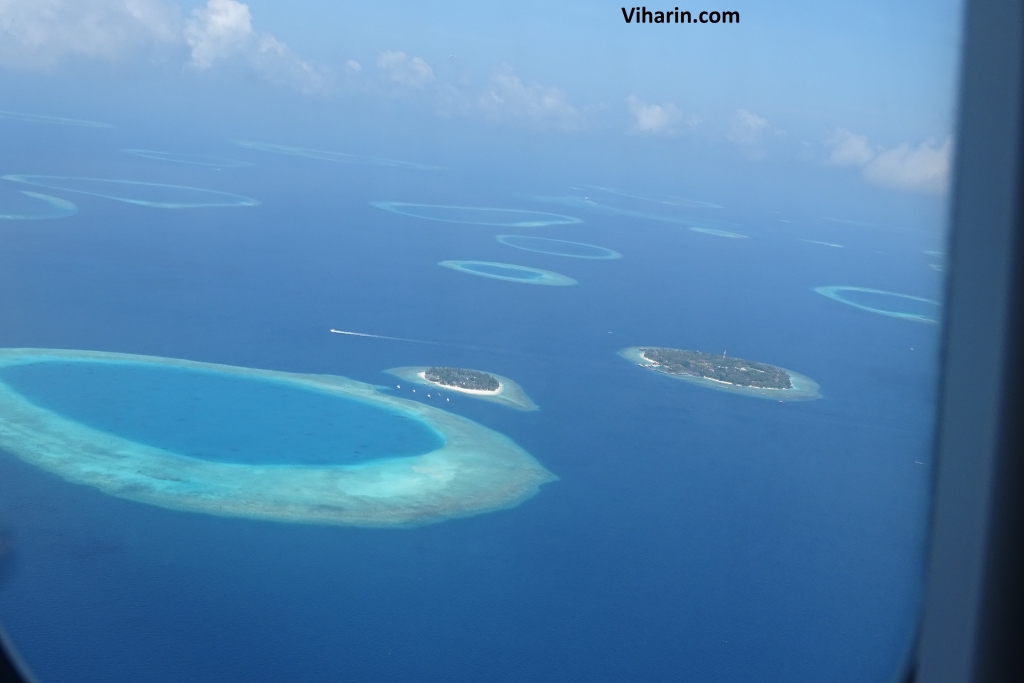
top-left (640, 347), bottom-right (792, 389)
top-left (424, 366), bottom-right (501, 392)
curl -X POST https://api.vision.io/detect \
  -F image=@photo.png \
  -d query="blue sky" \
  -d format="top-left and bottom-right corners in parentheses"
top-left (0, 0), bottom-right (965, 223)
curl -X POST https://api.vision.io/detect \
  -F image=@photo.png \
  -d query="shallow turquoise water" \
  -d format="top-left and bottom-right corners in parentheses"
top-left (496, 235), bottom-right (621, 259)
top-left (2, 175), bottom-right (258, 208)
top-left (838, 289), bottom-right (938, 317)
top-left (0, 361), bottom-right (444, 465)
top-left (465, 263), bottom-right (544, 279)
top-left (372, 201), bottom-right (581, 226)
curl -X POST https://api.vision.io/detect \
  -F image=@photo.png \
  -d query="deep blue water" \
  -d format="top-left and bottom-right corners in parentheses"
top-left (0, 361), bottom-right (443, 465)
top-left (0, 124), bottom-right (943, 683)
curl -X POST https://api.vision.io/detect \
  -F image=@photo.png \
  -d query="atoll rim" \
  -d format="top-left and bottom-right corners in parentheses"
top-left (801, 239), bottom-right (844, 248)
top-left (0, 349), bottom-right (556, 527)
top-left (0, 110), bottom-right (113, 128)
top-left (1, 190), bottom-right (78, 220)
top-left (2, 175), bottom-right (258, 209)
top-left (439, 260), bottom-right (577, 286)
top-left (122, 149), bottom-right (252, 168)
top-left (373, 202), bottom-right (582, 227)
top-left (618, 346), bottom-right (822, 401)
top-left (387, 366), bottom-right (539, 411)
top-left (690, 227), bottom-right (748, 239)
top-left (814, 286), bottom-right (941, 323)
top-left (234, 141), bottom-right (443, 170)
top-left (589, 186), bottom-right (724, 209)
top-left (496, 235), bottom-right (621, 259)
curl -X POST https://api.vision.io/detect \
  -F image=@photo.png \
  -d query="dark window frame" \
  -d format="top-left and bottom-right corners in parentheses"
top-left (916, 1), bottom-right (1024, 681)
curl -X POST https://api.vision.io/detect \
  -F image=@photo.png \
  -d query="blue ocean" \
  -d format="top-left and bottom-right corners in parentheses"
top-left (0, 116), bottom-right (942, 683)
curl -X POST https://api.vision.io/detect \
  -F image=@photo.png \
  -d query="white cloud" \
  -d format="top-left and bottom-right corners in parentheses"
top-left (477, 64), bottom-right (580, 130)
top-left (0, 0), bottom-right (181, 69)
top-left (727, 108), bottom-right (770, 145)
top-left (183, 0), bottom-right (329, 94)
top-left (827, 128), bottom-right (875, 166)
top-left (344, 59), bottom-right (361, 73)
top-left (864, 139), bottom-right (952, 193)
top-left (826, 128), bottom-right (952, 194)
top-left (183, 0), bottom-right (251, 69)
top-left (376, 50), bottom-right (434, 88)
top-left (0, 0), bottom-right (328, 93)
top-left (625, 95), bottom-right (680, 134)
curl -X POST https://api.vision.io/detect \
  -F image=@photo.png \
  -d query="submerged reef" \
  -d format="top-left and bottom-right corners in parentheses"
top-left (234, 141), bottom-right (442, 170)
top-left (439, 260), bottom-right (577, 286)
top-left (619, 346), bottom-right (821, 400)
top-left (496, 235), bottom-right (621, 260)
top-left (373, 202), bottom-right (582, 227)
top-left (2, 175), bottom-right (258, 209)
top-left (586, 186), bottom-right (724, 209)
top-left (0, 110), bottom-right (112, 128)
top-left (689, 227), bottom-right (748, 238)
top-left (814, 286), bottom-right (940, 323)
top-left (0, 190), bottom-right (77, 220)
top-left (122, 149), bottom-right (252, 168)
top-left (387, 366), bottom-right (539, 411)
top-left (0, 349), bottom-right (556, 527)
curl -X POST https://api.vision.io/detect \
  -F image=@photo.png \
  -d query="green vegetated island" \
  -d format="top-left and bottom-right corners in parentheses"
top-left (619, 346), bottom-right (821, 400)
top-left (387, 365), bottom-right (538, 411)
top-left (426, 366), bottom-right (500, 392)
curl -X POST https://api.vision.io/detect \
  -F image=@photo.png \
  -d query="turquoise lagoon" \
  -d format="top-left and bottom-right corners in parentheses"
top-left (0, 350), bottom-right (556, 526)
top-left (0, 189), bottom-right (77, 220)
top-left (814, 286), bottom-right (941, 323)
top-left (496, 235), bottom-right (621, 259)
top-left (439, 260), bottom-right (578, 285)
top-left (373, 202), bottom-right (582, 227)
top-left (2, 175), bottom-right (258, 209)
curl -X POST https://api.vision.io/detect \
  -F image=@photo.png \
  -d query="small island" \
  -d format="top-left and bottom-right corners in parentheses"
top-left (387, 366), bottom-right (538, 411)
top-left (423, 367), bottom-right (501, 393)
top-left (639, 347), bottom-right (792, 388)
top-left (619, 346), bottom-right (821, 401)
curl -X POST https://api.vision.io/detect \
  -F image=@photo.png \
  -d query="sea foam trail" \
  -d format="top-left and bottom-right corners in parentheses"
top-left (329, 329), bottom-right (498, 352)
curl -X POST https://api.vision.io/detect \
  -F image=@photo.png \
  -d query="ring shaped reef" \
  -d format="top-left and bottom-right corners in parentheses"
top-left (814, 286), bottom-right (940, 323)
top-left (2, 175), bottom-right (258, 209)
top-left (122, 149), bottom-right (252, 168)
top-left (0, 349), bottom-right (556, 527)
top-left (689, 227), bottom-right (748, 238)
top-left (373, 202), bottom-right (582, 227)
top-left (0, 191), bottom-right (77, 220)
top-left (496, 235), bottom-right (621, 259)
top-left (439, 260), bottom-right (577, 286)
top-left (234, 141), bottom-right (442, 170)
